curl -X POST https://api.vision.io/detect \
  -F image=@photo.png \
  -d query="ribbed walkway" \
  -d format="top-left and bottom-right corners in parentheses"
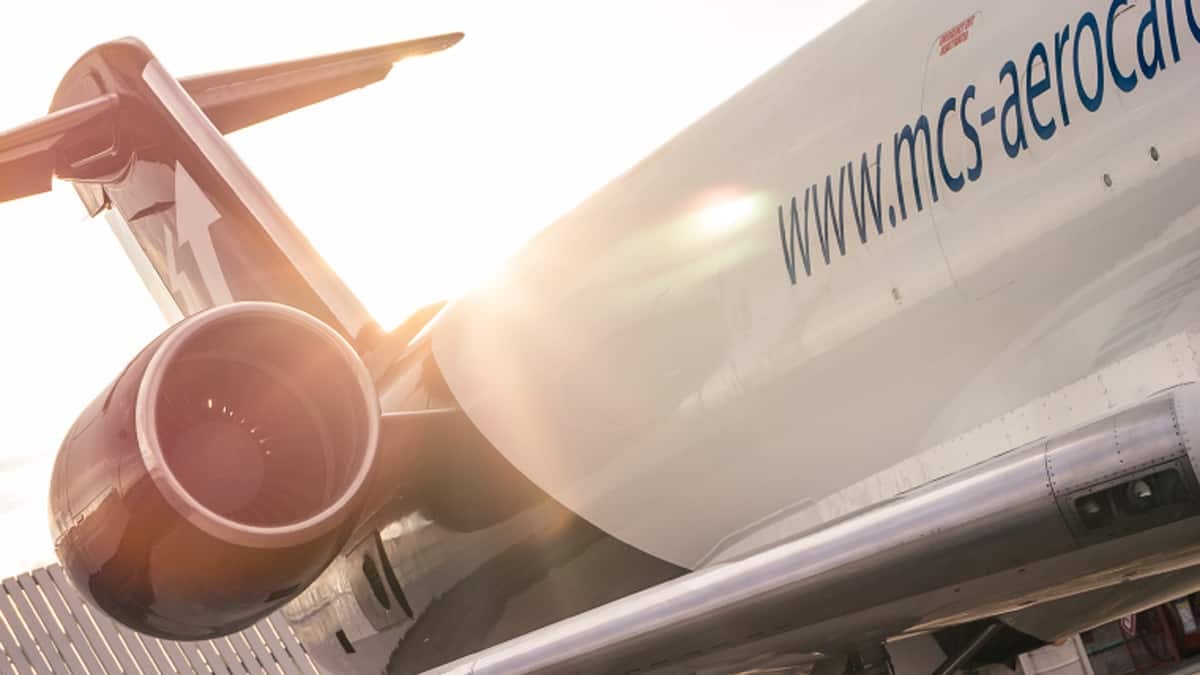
top-left (0, 564), bottom-right (320, 673)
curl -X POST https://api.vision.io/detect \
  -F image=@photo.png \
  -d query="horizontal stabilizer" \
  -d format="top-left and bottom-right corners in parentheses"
top-left (0, 94), bottom-right (118, 202)
top-left (0, 33), bottom-right (460, 204)
top-left (180, 33), bottom-right (463, 133)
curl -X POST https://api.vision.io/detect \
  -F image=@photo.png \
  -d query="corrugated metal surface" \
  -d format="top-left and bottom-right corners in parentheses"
top-left (0, 563), bottom-right (321, 673)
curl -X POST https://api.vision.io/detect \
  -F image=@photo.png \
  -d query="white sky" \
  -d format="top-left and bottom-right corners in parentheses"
top-left (0, 1), bottom-right (864, 578)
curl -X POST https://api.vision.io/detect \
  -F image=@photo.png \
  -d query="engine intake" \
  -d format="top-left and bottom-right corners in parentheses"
top-left (50, 302), bottom-right (379, 640)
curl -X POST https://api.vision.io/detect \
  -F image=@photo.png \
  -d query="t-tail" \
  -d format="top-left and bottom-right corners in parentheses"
top-left (0, 33), bottom-right (461, 349)
top-left (0, 33), bottom-right (475, 644)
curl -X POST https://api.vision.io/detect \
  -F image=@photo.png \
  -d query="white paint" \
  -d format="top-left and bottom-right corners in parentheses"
top-left (172, 162), bottom-right (233, 306)
top-left (431, 0), bottom-right (1200, 567)
top-left (0, 0), bottom-right (846, 578)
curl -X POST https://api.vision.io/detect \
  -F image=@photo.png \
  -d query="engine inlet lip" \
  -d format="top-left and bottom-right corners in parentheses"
top-left (134, 301), bottom-right (380, 549)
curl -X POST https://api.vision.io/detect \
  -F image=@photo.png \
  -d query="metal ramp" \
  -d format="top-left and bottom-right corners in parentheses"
top-left (0, 563), bottom-right (322, 673)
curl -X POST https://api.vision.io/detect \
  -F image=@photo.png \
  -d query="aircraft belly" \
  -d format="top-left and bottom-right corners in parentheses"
top-left (430, 0), bottom-right (1200, 569)
top-left (428, 384), bottom-right (1200, 672)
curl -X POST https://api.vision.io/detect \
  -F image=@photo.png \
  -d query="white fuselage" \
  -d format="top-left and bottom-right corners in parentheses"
top-left (430, 0), bottom-right (1200, 568)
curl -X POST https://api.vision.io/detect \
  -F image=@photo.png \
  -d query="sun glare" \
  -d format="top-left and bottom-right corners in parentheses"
top-left (692, 190), bottom-right (763, 237)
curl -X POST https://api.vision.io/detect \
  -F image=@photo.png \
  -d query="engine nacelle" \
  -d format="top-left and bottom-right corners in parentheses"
top-left (49, 302), bottom-right (379, 640)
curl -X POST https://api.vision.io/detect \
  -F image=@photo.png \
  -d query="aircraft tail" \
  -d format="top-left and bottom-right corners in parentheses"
top-left (178, 33), bottom-right (462, 134)
top-left (0, 34), bottom-right (461, 349)
top-left (0, 94), bottom-right (119, 202)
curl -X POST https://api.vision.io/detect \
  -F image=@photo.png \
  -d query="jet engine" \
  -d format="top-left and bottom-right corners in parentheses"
top-left (49, 302), bottom-right (379, 640)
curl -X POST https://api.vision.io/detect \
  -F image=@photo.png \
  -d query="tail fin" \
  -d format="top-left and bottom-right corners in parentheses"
top-left (0, 35), bottom-right (460, 348)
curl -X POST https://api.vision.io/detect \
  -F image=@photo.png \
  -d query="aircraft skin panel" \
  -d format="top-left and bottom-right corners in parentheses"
top-left (428, 0), bottom-right (1200, 568)
top-left (14, 1), bottom-right (1200, 671)
top-left (177, 33), bottom-right (462, 134)
top-left (12, 36), bottom-right (690, 672)
top-left (424, 380), bottom-right (1200, 672)
top-left (703, 331), bottom-right (1200, 565)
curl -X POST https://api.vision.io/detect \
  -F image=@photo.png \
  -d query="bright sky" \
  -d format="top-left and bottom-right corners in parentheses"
top-left (0, 0), bottom-right (864, 578)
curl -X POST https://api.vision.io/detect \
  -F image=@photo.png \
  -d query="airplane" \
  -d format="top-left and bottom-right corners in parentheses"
top-left (7, 0), bottom-right (1200, 672)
